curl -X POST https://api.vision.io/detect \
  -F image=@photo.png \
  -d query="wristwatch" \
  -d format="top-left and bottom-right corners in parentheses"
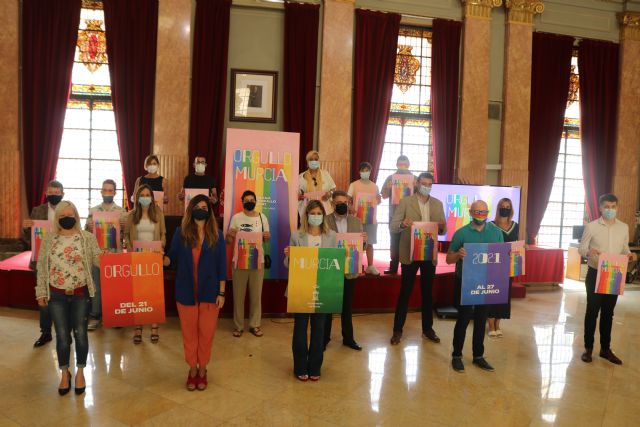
top-left (218, 292), bottom-right (225, 297)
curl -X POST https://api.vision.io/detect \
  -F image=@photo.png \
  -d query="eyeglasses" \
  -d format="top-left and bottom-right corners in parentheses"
top-left (471, 210), bottom-right (489, 215)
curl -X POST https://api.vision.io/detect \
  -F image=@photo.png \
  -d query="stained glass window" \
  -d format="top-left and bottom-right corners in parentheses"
top-left (56, 1), bottom-right (124, 223)
top-left (375, 26), bottom-right (433, 254)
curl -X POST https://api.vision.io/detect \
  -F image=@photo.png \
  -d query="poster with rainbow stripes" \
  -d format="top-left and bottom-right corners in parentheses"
top-left (132, 240), bottom-right (163, 253)
top-left (223, 129), bottom-right (299, 279)
top-left (233, 231), bottom-right (264, 270)
top-left (30, 220), bottom-right (53, 262)
top-left (391, 174), bottom-right (414, 205)
top-left (184, 188), bottom-right (209, 211)
top-left (100, 252), bottom-right (165, 327)
top-left (410, 222), bottom-right (438, 262)
top-left (337, 233), bottom-right (364, 275)
top-left (355, 193), bottom-right (377, 224)
top-left (509, 240), bottom-right (526, 277)
top-left (595, 253), bottom-right (628, 295)
top-left (287, 247), bottom-right (345, 313)
top-left (93, 211), bottom-right (121, 252)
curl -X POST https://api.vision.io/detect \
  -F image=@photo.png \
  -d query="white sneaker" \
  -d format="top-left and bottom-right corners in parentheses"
top-left (488, 331), bottom-right (497, 338)
top-left (366, 265), bottom-right (381, 276)
top-left (88, 318), bottom-right (100, 331)
top-left (496, 329), bottom-right (503, 338)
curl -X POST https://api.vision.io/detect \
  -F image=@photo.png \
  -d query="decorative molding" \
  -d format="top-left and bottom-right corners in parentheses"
top-left (619, 12), bottom-right (640, 40)
top-left (505, 0), bottom-right (544, 24)
top-left (462, 0), bottom-right (503, 19)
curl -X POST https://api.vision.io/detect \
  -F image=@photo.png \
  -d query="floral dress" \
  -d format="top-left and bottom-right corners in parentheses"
top-left (48, 234), bottom-right (88, 291)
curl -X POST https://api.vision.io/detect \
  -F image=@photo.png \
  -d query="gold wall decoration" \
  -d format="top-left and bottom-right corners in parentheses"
top-left (619, 12), bottom-right (640, 41)
top-left (461, 0), bottom-right (503, 19)
top-left (567, 64), bottom-right (579, 107)
top-left (505, 0), bottom-right (544, 24)
top-left (394, 45), bottom-right (421, 94)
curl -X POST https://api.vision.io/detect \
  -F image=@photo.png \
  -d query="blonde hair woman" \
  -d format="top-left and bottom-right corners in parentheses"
top-left (35, 201), bottom-right (101, 395)
top-left (297, 150), bottom-right (336, 218)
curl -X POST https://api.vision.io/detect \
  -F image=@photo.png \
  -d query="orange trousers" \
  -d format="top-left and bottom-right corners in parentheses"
top-left (176, 302), bottom-right (219, 368)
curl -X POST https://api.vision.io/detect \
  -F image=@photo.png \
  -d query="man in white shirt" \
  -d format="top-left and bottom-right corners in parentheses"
top-left (578, 193), bottom-right (637, 365)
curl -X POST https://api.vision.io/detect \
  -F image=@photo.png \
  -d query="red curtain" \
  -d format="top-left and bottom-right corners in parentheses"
top-left (352, 9), bottom-right (401, 182)
top-left (284, 1), bottom-right (320, 171)
top-left (189, 0), bottom-right (231, 183)
top-left (103, 0), bottom-right (159, 208)
top-left (578, 40), bottom-right (620, 220)
top-left (21, 0), bottom-right (81, 211)
top-left (526, 32), bottom-right (574, 243)
top-left (431, 19), bottom-right (462, 184)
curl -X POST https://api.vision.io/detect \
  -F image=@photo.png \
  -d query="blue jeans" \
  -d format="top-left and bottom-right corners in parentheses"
top-left (292, 313), bottom-right (328, 377)
top-left (48, 290), bottom-right (90, 369)
top-left (39, 305), bottom-right (52, 334)
top-left (90, 266), bottom-right (101, 320)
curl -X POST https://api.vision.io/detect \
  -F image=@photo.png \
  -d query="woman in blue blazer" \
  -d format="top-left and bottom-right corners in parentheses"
top-left (164, 195), bottom-right (226, 391)
top-left (285, 200), bottom-right (337, 381)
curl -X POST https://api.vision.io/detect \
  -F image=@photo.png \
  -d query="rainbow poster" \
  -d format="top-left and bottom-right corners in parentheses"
top-left (391, 174), bottom-right (414, 205)
top-left (100, 252), bottom-right (165, 327)
top-left (30, 220), bottom-right (53, 262)
top-left (287, 247), bottom-right (345, 313)
top-left (355, 193), bottom-right (377, 224)
top-left (410, 222), bottom-right (438, 262)
top-left (461, 243), bottom-right (511, 305)
top-left (595, 253), bottom-right (628, 295)
top-left (132, 240), bottom-right (163, 253)
top-left (93, 211), bottom-right (121, 252)
top-left (185, 188), bottom-right (209, 211)
top-left (233, 231), bottom-right (264, 270)
top-left (153, 191), bottom-right (164, 212)
top-left (224, 129), bottom-right (299, 279)
top-left (336, 232), bottom-right (364, 275)
top-left (509, 240), bottom-right (526, 277)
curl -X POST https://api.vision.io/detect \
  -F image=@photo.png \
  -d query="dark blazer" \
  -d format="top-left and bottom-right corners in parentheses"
top-left (165, 227), bottom-right (227, 305)
top-left (325, 213), bottom-right (363, 235)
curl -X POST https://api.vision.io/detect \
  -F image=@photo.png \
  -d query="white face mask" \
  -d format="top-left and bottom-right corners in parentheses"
top-left (146, 165), bottom-right (158, 174)
top-left (308, 160), bottom-right (320, 170)
top-left (195, 163), bottom-right (206, 174)
top-left (308, 214), bottom-right (323, 226)
top-left (360, 171), bottom-right (371, 181)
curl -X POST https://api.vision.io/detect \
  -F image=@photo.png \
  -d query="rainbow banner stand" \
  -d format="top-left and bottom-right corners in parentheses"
top-left (391, 174), bottom-right (414, 205)
top-left (595, 253), bottom-right (628, 295)
top-left (132, 240), bottom-right (163, 253)
top-left (509, 240), bottom-right (526, 277)
top-left (461, 243), bottom-right (510, 305)
top-left (100, 252), bottom-right (166, 327)
top-left (93, 211), bottom-right (121, 252)
top-left (185, 188), bottom-right (209, 211)
top-left (30, 220), bottom-right (53, 262)
top-left (233, 231), bottom-right (264, 270)
top-left (410, 222), bottom-right (438, 262)
top-left (355, 193), bottom-right (377, 225)
top-left (287, 247), bottom-right (345, 313)
top-left (336, 233), bottom-right (364, 275)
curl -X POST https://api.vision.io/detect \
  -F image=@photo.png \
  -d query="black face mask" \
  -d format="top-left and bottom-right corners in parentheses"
top-left (192, 208), bottom-right (210, 221)
top-left (47, 195), bottom-right (63, 206)
top-left (499, 207), bottom-right (512, 217)
top-left (243, 201), bottom-right (256, 211)
top-left (58, 216), bottom-right (76, 230)
top-left (335, 203), bottom-right (348, 215)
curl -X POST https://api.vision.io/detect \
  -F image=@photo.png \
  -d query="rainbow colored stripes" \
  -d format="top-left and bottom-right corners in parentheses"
top-left (338, 240), bottom-right (360, 275)
top-left (356, 199), bottom-right (375, 224)
top-left (411, 228), bottom-right (435, 261)
top-left (596, 260), bottom-right (624, 295)
top-left (510, 252), bottom-right (523, 276)
top-left (95, 220), bottom-right (118, 251)
top-left (236, 238), bottom-right (260, 269)
top-left (31, 221), bottom-right (51, 262)
top-left (391, 174), bottom-right (414, 204)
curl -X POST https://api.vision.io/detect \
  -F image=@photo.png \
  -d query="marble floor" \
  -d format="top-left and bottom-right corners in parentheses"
top-left (1, 281), bottom-right (639, 427)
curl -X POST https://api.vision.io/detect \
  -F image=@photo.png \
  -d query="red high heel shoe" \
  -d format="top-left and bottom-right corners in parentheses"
top-left (186, 371), bottom-right (198, 391)
top-left (197, 370), bottom-right (208, 391)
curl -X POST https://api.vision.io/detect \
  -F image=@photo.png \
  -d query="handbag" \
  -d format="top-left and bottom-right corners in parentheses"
top-left (259, 214), bottom-right (271, 269)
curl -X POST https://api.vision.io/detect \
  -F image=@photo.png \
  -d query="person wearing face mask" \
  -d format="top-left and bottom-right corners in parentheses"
top-left (486, 198), bottom-right (519, 338)
top-left (323, 191), bottom-right (366, 351)
top-left (83, 179), bottom-right (127, 331)
top-left (22, 180), bottom-right (65, 348)
top-left (578, 193), bottom-right (637, 365)
top-left (226, 190), bottom-right (270, 338)
top-left (124, 184), bottom-right (166, 344)
top-left (389, 172), bottom-right (446, 346)
top-left (298, 150), bottom-right (336, 219)
top-left (35, 201), bottom-right (101, 396)
top-left (132, 154), bottom-right (169, 205)
top-left (178, 155), bottom-right (219, 206)
top-left (381, 155), bottom-right (417, 275)
top-left (284, 200), bottom-right (337, 381)
top-left (446, 200), bottom-right (504, 373)
top-left (164, 195), bottom-right (226, 391)
top-left (347, 162), bottom-right (382, 276)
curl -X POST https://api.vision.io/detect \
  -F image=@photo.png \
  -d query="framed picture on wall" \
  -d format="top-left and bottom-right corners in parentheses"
top-left (230, 69), bottom-right (278, 123)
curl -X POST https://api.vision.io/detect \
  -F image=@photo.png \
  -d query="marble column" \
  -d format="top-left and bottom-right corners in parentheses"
top-left (613, 12), bottom-right (640, 238)
top-left (153, 0), bottom-right (192, 215)
top-left (499, 1), bottom-right (544, 239)
top-left (0, 0), bottom-right (21, 239)
top-left (457, 0), bottom-right (502, 185)
top-left (317, 0), bottom-right (354, 191)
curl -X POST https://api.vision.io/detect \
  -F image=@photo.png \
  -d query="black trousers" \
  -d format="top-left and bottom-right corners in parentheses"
top-left (392, 261), bottom-right (436, 333)
top-left (389, 231), bottom-right (401, 270)
top-left (452, 276), bottom-right (488, 358)
top-left (292, 313), bottom-right (328, 376)
top-left (324, 277), bottom-right (357, 345)
top-left (584, 267), bottom-right (618, 350)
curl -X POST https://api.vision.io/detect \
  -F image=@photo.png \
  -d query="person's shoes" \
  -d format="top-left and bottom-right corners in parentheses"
top-left (87, 318), bottom-right (100, 331)
top-left (58, 371), bottom-right (72, 396)
top-left (390, 332), bottom-right (402, 345)
top-left (74, 374), bottom-right (86, 395)
top-left (422, 329), bottom-right (441, 343)
top-left (34, 332), bottom-right (52, 348)
top-left (383, 268), bottom-right (398, 275)
top-left (186, 371), bottom-right (198, 391)
top-left (473, 357), bottom-right (495, 372)
top-left (581, 348), bottom-right (593, 363)
top-left (365, 265), bottom-right (381, 276)
top-left (488, 330), bottom-right (497, 338)
top-left (496, 329), bottom-right (504, 338)
top-left (599, 349), bottom-right (622, 365)
top-left (451, 358), bottom-right (465, 373)
top-left (197, 370), bottom-right (208, 391)
top-left (343, 341), bottom-right (363, 351)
